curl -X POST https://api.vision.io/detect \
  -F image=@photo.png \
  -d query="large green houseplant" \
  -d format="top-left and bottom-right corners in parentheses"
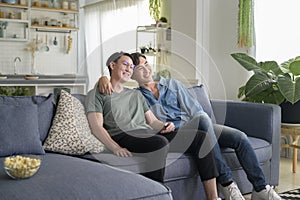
top-left (231, 52), bottom-right (300, 105)
top-left (231, 52), bottom-right (300, 123)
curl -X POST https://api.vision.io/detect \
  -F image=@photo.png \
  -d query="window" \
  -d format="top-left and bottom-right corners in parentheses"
top-left (255, 0), bottom-right (300, 63)
top-left (83, 0), bottom-right (153, 89)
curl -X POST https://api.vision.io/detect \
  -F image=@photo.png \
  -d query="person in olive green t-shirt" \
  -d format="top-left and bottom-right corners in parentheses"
top-left (85, 52), bottom-right (175, 182)
top-left (85, 87), bottom-right (152, 136)
top-left (85, 52), bottom-right (220, 200)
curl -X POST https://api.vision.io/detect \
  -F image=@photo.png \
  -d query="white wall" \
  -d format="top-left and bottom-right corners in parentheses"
top-left (171, 0), bottom-right (250, 101)
top-left (207, 0), bottom-right (250, 100)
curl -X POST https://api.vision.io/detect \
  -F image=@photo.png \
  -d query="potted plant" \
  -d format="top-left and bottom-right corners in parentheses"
top-left (231, 52), bottom-right (300, 123)
top-left (149, 0), bottom-right (161, 22)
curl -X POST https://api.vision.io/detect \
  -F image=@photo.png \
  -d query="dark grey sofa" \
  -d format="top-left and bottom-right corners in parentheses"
top-left (0, 85), bottom-right (281, 200)
top-left (76, 85), bottom-right (281, 199)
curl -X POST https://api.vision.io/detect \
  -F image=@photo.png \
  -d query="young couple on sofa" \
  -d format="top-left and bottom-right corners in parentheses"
top-left (85, 52), bottom-right (281, 200)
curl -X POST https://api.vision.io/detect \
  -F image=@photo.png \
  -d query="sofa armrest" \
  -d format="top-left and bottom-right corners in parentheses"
top-left (211, 100), bottom-right (281, 186)
top-left (211, 100), bottom-right (281, 144)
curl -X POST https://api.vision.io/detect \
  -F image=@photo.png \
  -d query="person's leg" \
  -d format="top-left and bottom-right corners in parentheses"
top-left (164, 129), bottom-right (220, 200)
top-left (112, 130), bottom-right (169, 182)
top-left (183, 114), bottom-right (233, 185)
top-left (214, 125), bottom-right (282, 200)
top-left (183, 114), bottom-right (244, 200)
top-left (188, 130), bottom-right (220, 200)
top-left (214, 124), bottom-right (267, 191)
top-left (203, 179), bottom-right (219, 200)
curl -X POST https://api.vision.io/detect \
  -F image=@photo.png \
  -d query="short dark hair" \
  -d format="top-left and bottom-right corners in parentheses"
top-left (106, 52), bottom-right (133, 75)
top-left (130, 52), bottom-right (146, 66)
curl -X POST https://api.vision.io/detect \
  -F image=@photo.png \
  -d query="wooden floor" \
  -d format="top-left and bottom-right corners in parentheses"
top-left (243, 158), bottom-right (300, 199)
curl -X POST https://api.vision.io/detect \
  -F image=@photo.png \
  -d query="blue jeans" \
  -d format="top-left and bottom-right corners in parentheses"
top-left (213, 124), bottom-right (267, 191)
top-left (185, 114), bottom-right (267, 192)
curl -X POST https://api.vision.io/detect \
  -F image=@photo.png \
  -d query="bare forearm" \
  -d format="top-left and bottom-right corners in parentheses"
top-left (149, 119), bottom-right (165, 131)
top-left (92, 126), bottom-right (120, 152)
top-left (87, 112), bottom-right (132, 157)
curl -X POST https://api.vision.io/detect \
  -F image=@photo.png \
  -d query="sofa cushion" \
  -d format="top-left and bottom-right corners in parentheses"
top-left (81, 152), bottom-right (198, 182)
top-left (43, 90), bottom-right (105, 155)
top-left (0, 104), bottom-right (44, 156)
top-left (0, 94), bottom-right (55, 143)
top-left (0, 153), bottom-right (172, 200)
top-left (81, 152), bottom-right (147, 173)
top-left (188, 85), bottom-right (216, 123)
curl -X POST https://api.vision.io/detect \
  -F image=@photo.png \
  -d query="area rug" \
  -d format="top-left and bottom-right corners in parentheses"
top-left (280, 188), bottom-right (300, 199)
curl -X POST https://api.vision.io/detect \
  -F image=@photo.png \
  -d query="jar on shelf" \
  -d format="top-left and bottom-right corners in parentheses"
top-left (0, 10), bottom-right (4, 18)
top-left (32, 18), bottom-right (39, 25)
top-left (33, 1), bottom-right (39, 7)
top-left (53, 0), bottom-right (61, 8)
top-left (62, 1), bottom-right (69, 10)
top-left (69, 19), bottom-right (75, 27)
top-left (8, 12), bottom-right (15, 19)
top-left (44, 17), bottom-right (50, 26)
top-left (20, 0), bottom-right (27, 5)
top-left (20, 10), bottom-right (27, 20)
top-left (69, 1), bottom-right (77, 10)
top-left (62, 13), bottom-right (69, 27)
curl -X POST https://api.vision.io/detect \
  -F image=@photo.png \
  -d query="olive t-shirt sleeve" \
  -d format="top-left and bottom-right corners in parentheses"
top-left (85, 88), bottom-right (103, 113)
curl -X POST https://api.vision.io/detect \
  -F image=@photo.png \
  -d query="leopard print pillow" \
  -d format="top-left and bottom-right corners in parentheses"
top-left (43, 90), bottom-right (105, 155)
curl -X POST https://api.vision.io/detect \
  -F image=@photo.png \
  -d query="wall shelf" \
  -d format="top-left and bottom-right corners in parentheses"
top-left (0, 2), bottom-right (29, 41)
top-left (31, 25), bottom-right (79, 33)
top-left (0, 2), bottom-right (27, 9)
top-left (31, 6), bottom-right (79, 14)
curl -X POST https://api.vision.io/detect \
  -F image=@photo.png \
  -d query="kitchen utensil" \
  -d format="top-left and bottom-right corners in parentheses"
top-left (53, 36), bottom-right (58, 46)
top-left (63, 34), bottom-right (66, 49)
top-left (35, 34), bottom-right (39, 51)
top-left (66, 35), bottom-right (72, 54)
top-left (44, 34), bottom-right (49, 52)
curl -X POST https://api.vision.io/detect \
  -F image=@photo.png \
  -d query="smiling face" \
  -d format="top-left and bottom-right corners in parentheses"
top-left (110, 55), bottom-right (134, 83)
top-left (131, 56), bottom-right (153, 85)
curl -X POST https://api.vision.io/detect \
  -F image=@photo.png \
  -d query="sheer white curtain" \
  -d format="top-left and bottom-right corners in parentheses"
top-left (83, 0), bottom-right (153, 90)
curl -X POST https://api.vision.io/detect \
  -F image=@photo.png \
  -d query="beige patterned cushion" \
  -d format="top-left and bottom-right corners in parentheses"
top-left (43, 90), bottom-right (105, 155)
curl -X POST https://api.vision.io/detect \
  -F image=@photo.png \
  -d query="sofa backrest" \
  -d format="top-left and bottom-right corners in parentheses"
top-left (76, 85), bottom-right (216, 124)
top-left (187, 84), bottom-right (216, 123)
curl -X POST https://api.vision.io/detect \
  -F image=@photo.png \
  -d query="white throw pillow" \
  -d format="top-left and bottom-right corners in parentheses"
top-left (43, 90), bottom-right (105, 155)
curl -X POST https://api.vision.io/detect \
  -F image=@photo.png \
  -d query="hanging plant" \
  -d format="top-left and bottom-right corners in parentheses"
top-left (238, 0), bottom-right (254, 48)
top-left (149, 0), bottom-right (161, 21)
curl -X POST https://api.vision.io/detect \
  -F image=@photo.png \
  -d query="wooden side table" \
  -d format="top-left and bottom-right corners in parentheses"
top-left (281, 123), bottom-right (300, 173)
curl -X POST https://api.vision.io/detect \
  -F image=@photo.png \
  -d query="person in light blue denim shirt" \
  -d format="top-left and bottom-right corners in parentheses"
top-left (97, 52), bottom-right (282, 200)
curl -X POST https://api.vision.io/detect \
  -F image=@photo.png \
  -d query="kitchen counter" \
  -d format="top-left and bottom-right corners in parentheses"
top-left (0, 74), bottom-right (87, 95)
top-left (0, 74), bottom-right (87, 84)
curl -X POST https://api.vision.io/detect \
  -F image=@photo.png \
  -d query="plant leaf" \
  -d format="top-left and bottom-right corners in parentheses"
top-left (289, 60), bottom-right (300, 76)
top-left (258, 61), bottom-right (283, 76)
top-left (245, 72), bottom-right (274, 97)
top-left (231, 53), bottom-right (259, 71)
top-left (247, 88), bottom-right (284, 104)
top-left (278, 75), bottom-right (300, 104)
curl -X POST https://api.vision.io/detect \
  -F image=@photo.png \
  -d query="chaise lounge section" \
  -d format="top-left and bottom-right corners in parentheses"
top-left (0, 84), bottom-right (281, 200)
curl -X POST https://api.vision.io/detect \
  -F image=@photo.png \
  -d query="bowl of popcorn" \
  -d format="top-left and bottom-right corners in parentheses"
top-left (3, 155), bottom-right (42, 179)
